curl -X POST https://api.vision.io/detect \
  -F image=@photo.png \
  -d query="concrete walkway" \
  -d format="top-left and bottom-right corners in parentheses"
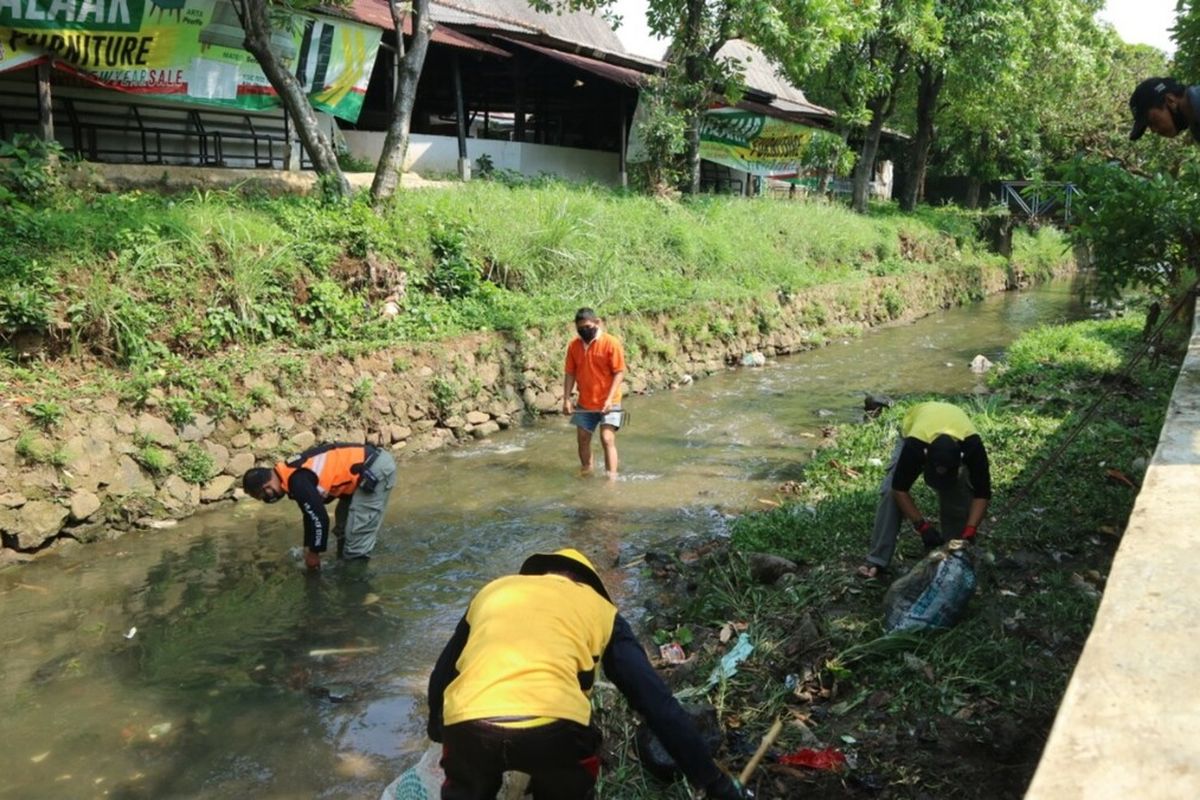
top-left (1026, 306), bottom-right (1200, 799)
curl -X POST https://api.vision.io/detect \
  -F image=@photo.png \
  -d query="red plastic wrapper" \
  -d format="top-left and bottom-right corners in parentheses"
top-left (777, 747), bottom-right (847, 772)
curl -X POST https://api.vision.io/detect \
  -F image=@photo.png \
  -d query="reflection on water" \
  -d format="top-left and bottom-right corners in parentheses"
top-left (0, 281), bottom-right (1086, 799)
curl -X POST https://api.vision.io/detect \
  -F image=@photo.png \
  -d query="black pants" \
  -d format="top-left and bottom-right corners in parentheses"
top-left (440, 719), bottom-right (602, 800)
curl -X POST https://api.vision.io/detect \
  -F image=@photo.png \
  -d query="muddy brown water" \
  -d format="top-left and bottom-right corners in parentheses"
top-left (0, 281), bottom-right (1088, 799)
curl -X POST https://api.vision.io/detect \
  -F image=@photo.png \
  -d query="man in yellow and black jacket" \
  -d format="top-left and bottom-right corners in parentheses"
top-left (427, 548), bottom-right (746, 800)
top-left (242, 442), bottom-right (396, 570)
top-left (858, 401), bottom-right (992, 579)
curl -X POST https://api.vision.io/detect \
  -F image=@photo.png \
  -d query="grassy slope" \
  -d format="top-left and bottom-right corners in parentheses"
top-left (596, 312), bottom-right (1181, 799)
top-left (2, 183), bottom-right (1066, 384)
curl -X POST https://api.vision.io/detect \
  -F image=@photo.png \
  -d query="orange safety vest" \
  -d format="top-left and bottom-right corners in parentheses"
top-left (274, 444), bottom-right (371, 500)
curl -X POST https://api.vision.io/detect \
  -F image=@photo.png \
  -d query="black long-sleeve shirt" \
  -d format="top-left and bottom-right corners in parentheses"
top-left (286, 469), bottom-right (331, 551)
top-left (427, 612), bottom-right (723, 790)
top-left (892, 433), bottom-right (992, 499)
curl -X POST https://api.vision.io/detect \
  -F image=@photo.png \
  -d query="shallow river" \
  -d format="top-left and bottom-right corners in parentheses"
top-left (0, 280), bottom-right (1086, 799)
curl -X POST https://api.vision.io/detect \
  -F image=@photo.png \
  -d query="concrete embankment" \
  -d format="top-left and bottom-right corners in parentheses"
top-left (1026, 304), bottom-right (1200, 799)
top-left (0, 262), bottom-right (1044, 565)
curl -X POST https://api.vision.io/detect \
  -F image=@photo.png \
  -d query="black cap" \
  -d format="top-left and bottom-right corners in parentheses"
top-left (574, 307), bottom-right (599, 323)
top-left (242, 467), bottom-right (270, 493)
top-left (923, 435), bottom-right (962, 492)
top-left (1130, 77), bottom-right (1184, 140)
top-left (519, 548), bottom-right (611, 602)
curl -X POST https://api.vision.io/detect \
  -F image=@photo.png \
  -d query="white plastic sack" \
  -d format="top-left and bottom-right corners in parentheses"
top-left (380, 743), bottom-right (531, 800)
top-left (884, 540), bottom-right (978, 632)
top-left (381, 744), bottom-right (443, 800)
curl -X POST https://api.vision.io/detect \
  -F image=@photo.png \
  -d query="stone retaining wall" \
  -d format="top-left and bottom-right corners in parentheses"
top-left (0, 262), bottom-right (1034, 566)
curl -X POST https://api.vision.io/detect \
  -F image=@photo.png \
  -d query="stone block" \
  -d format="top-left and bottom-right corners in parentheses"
top-left (0, 492), bottom-right (27, 508)
top-left (201, 475), bottom-right (236, 502)
top-left (136, 412), bottom-right (179, 446)
top-left (470, 421), bottom-right (501, 439)
top-left (104, 455), bottom-right (153, 496)
top-left (289, 431), bottom-right (316, 450)
top-left (69, 490), bottom-right (101, 522)
top-left (2, 500), bottom-right (68, 549)
top-left (226, 452), bottom-right (255, 477)
top-left (203, 442), bottom-right (230, 474)
top-left (465, 411), bottom-right (491, 425)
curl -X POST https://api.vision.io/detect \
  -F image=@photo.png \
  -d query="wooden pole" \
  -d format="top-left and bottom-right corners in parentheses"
top-left (35, 61), bottom-right (54, 142)
top-left (738, 717), bottom-right (783, 785)
top-left (618, 95), bottom-right (628, 188)
top-left (452, 51), bottom-right (469, 180)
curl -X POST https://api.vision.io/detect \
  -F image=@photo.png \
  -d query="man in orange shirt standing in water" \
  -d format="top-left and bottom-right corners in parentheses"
top-left (562, 308), bottom-right (626, 479)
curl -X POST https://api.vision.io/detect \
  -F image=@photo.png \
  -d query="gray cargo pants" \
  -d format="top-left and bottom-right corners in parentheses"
top-left (332, 450), bottom-right (397, 559)
top-left (866, 437), bottom-right (973, 570)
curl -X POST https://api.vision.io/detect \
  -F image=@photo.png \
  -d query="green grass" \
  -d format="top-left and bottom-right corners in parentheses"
top-left (596, 312), bottom-right (1180, 798)
top-left (2, 185), bottom-right (1068, 367)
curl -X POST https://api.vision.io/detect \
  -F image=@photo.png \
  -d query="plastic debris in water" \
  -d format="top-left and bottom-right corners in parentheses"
top-left (30, 751), bottom-right (50, 763)
top-left (308, 646), bottom-right (379, 658)
top-left (124, 627), bottom-right (137, 640)
top-left (777, 747), bottom-right (847, 772)
top-left (970, 354), bottom-right (994, 373)
top-left (147, 722), bottom-right (172, 740)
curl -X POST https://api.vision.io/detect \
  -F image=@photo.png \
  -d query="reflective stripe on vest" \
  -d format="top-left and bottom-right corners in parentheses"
top-left (901, 401), bottom-right (978, 443)
top-left (274, 444), bottom-right (368, 499)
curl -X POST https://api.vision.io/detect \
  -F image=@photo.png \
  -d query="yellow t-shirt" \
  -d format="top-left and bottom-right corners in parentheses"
top-left (442, 574), bottom-right (617, 728)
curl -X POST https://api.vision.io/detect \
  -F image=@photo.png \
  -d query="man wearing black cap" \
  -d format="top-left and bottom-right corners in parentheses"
top-left (427, 547), bottom-right (747, 799)
top-left (1129, 76), bottom-right (1200, 143)
top-left (857, 401), bottom-right (991, 579)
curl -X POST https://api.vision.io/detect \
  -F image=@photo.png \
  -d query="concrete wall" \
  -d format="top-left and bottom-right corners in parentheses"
top-left (1025, 305), bottom-right (1200, 799)
top-left (342, 131), bottom-right (620, 185)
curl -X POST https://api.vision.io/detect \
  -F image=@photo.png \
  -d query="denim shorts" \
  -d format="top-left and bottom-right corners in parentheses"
top-left (571, 408), bottom-right (623, 432)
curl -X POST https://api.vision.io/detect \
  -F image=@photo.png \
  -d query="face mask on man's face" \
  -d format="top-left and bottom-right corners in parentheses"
top-left (577, 326), bottom-right (599, 342)
top-left (1172, 105), bottom-right (1191, 133)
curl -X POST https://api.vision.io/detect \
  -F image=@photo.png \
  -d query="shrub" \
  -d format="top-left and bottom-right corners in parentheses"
top-left (26, 401), bottom-right (64, 430)
top-left (175, 444), bottom-right (215, 485)
top-left (164, 397), bottom-right (195, 427)
top-left (0, 133), bottom-right (65, 200)
top-left (136, 445), bottom-right (170, 474)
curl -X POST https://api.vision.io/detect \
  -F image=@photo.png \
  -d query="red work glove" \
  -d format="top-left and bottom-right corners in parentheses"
top-left (304, 550), bottom-right (321, 570)
top-left (914, 519), bottom-right (942, 550)
top-left (959, 525), bottom-right (978, 541)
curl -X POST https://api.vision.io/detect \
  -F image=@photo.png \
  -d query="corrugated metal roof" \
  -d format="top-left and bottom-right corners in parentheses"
top-left (497, 36), bottom-right (645, 88)
top-left (717, 39), bottom-right (827, 112)
top-left (334, 0), bottom-right (511, 56)
top-left (431, 0), bottom-right (626, 55)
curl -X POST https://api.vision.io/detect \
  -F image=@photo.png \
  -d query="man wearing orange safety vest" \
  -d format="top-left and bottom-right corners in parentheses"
top-left (427, 548), bottom-right (747, 800)
top-left (242, 443), bottom-right (397, 569)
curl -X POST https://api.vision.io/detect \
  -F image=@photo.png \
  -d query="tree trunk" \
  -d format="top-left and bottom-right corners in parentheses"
top-left (680, 0), bottom-right (705, 195)
top-left (234, 0), bottom-right (349, 196)
top-left (965, 177), bottom-right (981, 209)
top-left (852, 105), bottom-right (886, 213)
top-left (371, 0), bottom-right (434, 202)
top-left (900, 64), bottom-right (943, 212)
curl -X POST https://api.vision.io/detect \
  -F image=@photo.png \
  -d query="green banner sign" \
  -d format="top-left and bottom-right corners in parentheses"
top-left (699, 108), bottom-right (840, 177)
top-left (0, 0), bottom-right (381, 121)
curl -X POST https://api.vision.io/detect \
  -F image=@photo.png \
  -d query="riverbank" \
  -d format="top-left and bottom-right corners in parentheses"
top-left (594, 311), bottom-right (1183, 799)
top-left (0, 182), bottom-right (1072, 562)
